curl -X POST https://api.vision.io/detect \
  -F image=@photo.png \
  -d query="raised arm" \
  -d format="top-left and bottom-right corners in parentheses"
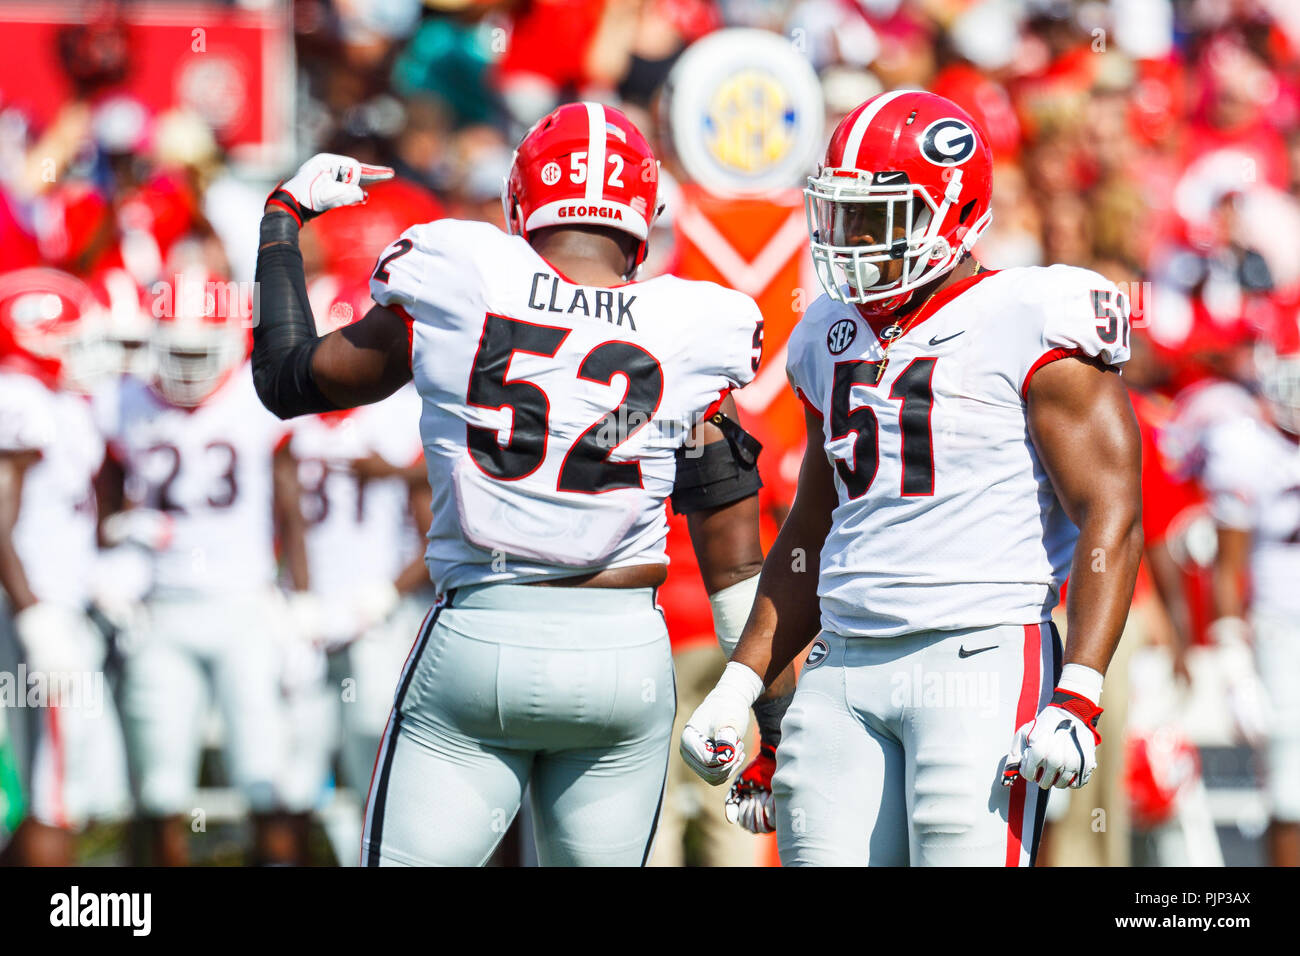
top-left (252, 154), bottom-right (412, 419)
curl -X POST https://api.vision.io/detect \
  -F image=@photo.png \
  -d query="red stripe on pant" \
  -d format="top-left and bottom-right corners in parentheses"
top-left (1005, 623), bottom-right (1042, 867)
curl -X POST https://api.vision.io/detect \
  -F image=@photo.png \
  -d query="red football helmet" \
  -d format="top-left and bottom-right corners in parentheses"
top-left (149, 269), bottom-right (246, 407)
top-left (1125, 726), bottom-right (1201, 828)
top-left (805, 90), bottom-right (994, 313)
top-left (503, 101), bottom-right (661, 277)
top-left (89, 267), bottom-right (153, 379)
top-left (0, 267), bottom-right (109, 392)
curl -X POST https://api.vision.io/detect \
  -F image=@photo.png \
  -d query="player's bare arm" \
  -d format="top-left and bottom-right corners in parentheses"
top-left (673, 393), bottom-right (770, 656)
top-left (0, 450), bottom-right (39, 611)
top-left (683, 397), bottom-right (764, 592)
top-left (1026, 356), bottom-right (1143, 674)
top-left (272, 441), bottom-right (310, 592)
top-left (252, 154), bottom-right (410, 420)
top-left (395, 474), bottom-right (433, 596)
top-left (730, 407), bottom-right (836, 686)
top-left (1001, 354), bottom-right (1143, 791)
top-left (1212, 525), bottom-right (1251, 622)
top-left (679, 406), bottom-right (833, 787)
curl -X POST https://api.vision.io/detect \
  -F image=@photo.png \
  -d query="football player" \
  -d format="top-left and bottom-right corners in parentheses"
top-left (1200, 330), bottom-right (1300, 867)
top-left (681, 90), bottom-right (1144, 866)
top-left (0, 268), bottom-right (127, 865)
top-left (251, 102), bottom-right (780, 866)
top-left (95, 269), bottom-right (308, 865)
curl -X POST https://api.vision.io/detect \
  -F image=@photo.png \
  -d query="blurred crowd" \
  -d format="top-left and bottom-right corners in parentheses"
top-left (2, 0), bottom-right (1300, 866)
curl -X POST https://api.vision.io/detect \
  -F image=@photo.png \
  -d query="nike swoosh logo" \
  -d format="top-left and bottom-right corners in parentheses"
top-left (928, 331), bottom-right (964, 347)
top-left (876, 172), bottom-right (906, 183)
top-left (958, 644), bottom-right (997, 658)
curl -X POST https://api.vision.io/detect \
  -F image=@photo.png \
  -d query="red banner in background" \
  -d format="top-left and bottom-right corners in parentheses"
top-left (0, 1), bottom-right (292, 171)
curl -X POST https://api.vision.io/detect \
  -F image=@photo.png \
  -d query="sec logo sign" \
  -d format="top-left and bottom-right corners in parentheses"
top-left (826, 318), bottom-right (857, 355)
top-left (663, 28), bottom-right (823, 195)
top-left (540, 161), bottom-right (562, 186)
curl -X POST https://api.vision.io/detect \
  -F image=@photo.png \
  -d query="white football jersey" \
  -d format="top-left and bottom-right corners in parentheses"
top-left (369, 218), bottom-right (762, 590)
top-left (1161, 377), bottom-right (1265, 480)
top-left (1201, 417), bottom-right (1300, 619)
top-left (0, 373), bottom-right (101, 609)
top-left (787, 265), bottom-right (1131, 638)
top-left (289, 383), bottom-right (424, 596)
top-left (96, 366), bottom-right (288, 596)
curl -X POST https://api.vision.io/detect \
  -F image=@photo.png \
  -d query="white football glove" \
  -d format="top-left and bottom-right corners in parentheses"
top-left (101, 507), bottom-right (174, 551)
top-left (279, 592), bottom-right (328, 692)
top-left (1003, 685), bottom-right (1104, 790)
top-left (283, 591), bottom-right (325, 647)
top-left (14, 602), bottom-right (91, 676)
top-left (1209, 617), bottom-right (1272, 746)
top-left (267, 153), bottom-right (394, 225)
top-left (680, 661), bottom-right (764, 786)
top-left (352, 580), bottom-right (400, 634)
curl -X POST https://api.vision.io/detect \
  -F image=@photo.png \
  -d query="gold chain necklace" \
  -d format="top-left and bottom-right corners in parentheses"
top-left (872, 286), bottom-right (941, 383)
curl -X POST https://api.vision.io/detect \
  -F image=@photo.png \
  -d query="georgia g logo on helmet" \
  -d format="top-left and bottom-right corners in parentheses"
top-left (920, 118), bottom-right (976, 166)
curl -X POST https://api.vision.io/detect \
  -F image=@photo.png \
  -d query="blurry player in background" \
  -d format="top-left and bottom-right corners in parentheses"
top-left (0, 267), bottom-right (127, 865)
top-left (1200, 326), bottom-right (1300, 867)
top-left (283, 274), bottom-right (431, 864)
top-left (95, 271), bottom-right (309, 865)
top-left (683, 91), bottom-right (1143, 866)
top-left (251, 102), bottom-right (793, 866)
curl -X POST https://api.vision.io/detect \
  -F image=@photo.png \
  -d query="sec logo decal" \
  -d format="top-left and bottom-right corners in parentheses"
top-left (827, 318), bottom-right (857, 355)
top-left (920, 118), bottom-right (976, 167)
top-left (540, 161), bottom-right (562, 186)
top-left (805, 638), bottom-right (830, 669)
top-left (663, 28), bottom-right (823, 195)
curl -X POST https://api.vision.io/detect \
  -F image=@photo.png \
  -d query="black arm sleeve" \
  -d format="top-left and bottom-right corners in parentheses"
top-left (670, 413), bottom-right (763, 515)
top-left (251, 212), bottom-right (339, 419)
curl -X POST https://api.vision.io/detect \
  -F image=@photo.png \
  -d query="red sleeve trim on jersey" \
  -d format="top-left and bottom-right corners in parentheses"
top-left (701, 387), bottom-right (732, 422)
top-left (1020, 347), bottom-right (1084, 401)
top-left (796, 387), bottom-right (823, 420)
top-left (389, 303), bottom-right (415, 372)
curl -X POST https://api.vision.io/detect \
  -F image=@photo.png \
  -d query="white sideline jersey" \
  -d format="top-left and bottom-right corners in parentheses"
top-left (369, 218), bottom-right (762, 590)
top-left (96, 367), bottom-right (288, 596)
top-left (289, 383), bottom-right (423, 595)
top-left (787, 265), bottom-right (1131, 638)
top-left (1201, 417), bottom-right (1300, 620)
top-left (0, 372), bottom-right (101, 608)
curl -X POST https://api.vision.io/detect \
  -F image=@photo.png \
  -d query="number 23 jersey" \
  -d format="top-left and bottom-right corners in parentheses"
top-left (369, 219), bottom-right (762, 590)
top-left (787, 265), bottom-right (1130, 639)
top-left (96, 368), bottom-right (287, 596)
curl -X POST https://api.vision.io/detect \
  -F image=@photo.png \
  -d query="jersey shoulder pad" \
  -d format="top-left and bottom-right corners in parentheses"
top-left (994, 264), bottom-right (1131, 395)
top-left (1201, 417), bottom-right (1274, 492)
top-left (661, 277), bottom-right (764, 390)
top-left (368, 218), bottom-right (503, 313)
top-left (0, 372), bottom-right (57, 453)
top-left (785, 293), bottom-right (847, 414)
top-left (1201, 418), bottom-right (1274, 528)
